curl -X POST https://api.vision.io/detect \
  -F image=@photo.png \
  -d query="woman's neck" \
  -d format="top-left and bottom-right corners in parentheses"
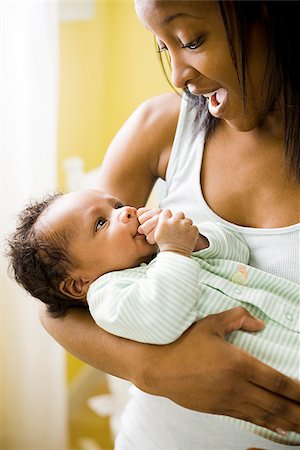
top-left (202, 118), bottom-right (300, 228)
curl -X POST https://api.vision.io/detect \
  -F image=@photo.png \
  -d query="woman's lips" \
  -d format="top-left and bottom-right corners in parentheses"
top-left (215, 88), bottom-right (227, 104)
top-left (187, 85), bottom-right (228, 118)
top-left (205, 88), bottom-right (228, 118)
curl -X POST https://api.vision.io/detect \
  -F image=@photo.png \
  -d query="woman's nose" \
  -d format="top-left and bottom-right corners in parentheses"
top-left (119, 206), bottom-right (137, 223)
top-left (170, 51), bottom-right (198, 89)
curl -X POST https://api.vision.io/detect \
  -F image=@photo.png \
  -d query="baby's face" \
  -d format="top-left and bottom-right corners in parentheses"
top-left (42, 189), bottom-right (156, 285)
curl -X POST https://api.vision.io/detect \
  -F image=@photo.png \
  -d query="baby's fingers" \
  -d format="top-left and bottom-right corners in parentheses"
top-left (158, 209), bottom-right (172, 220)
top-left (172, 211), bottom-right (185, 220)
top-left (144, 229), bottom-right (156, 245)
top-left (138, 209), bottom-right (162, 237)
top-left (137, 207), bottom-right (162, 224)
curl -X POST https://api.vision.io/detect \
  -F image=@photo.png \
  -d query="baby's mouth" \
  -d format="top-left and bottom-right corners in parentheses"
top-left (133, 228), bottom-right (144, 239)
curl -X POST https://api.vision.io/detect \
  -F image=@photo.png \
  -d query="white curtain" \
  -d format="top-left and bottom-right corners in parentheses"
top-left (0, 2), bottom-right (68, 449)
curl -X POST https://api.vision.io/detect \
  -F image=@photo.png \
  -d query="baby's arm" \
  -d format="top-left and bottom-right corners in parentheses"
top-left (88, 253), bottom-right (200, 344)
top-left (138, 209), bottom-right (250, 264)
top-left (88, 210), bottom-right (202, 344)
top-left (137, 207), bottom-right (209, 252)
top-left (195, 222), bottom-right (250, 264)
top-left (154, 209), bottom-right (206, 256)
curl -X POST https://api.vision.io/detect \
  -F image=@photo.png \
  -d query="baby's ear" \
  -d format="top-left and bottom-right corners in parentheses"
top-left (59, 276), bottom-right (90, 301)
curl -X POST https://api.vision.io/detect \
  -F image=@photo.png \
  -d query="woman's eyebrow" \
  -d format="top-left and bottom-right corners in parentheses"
top-left (161, 13), bottom-right (204, 25)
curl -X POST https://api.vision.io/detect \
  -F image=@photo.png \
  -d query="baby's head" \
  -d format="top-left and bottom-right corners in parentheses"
top-left (7, 189), bottom-right (156, 317)
top-left (6, 192), bottom-right (73, 317)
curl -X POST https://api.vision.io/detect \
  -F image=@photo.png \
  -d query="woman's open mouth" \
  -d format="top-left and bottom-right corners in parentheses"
top-left (203, 88), bottom-right (228, 118)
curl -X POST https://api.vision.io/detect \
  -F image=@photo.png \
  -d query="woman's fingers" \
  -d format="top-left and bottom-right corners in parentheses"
top-left (247, 372), bottom-right (300, 433)
top-left (236, 394), bottom-right (299, 435)
top-left (201, 310), bottom-right (300, 431)
top-left (158, 309), bottom-right (300, 434)
top-left (250, 359), bottom-right (300, 404)
top-left (210, 306), bottom-right (265, 335)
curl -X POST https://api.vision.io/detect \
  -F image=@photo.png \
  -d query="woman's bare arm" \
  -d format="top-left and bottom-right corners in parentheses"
top-left (39, 305), bottom-right (145, 382)
top-left (98, 93), bottom-right (180, 207)
top-left (40, 94), bottom-right (300, 434)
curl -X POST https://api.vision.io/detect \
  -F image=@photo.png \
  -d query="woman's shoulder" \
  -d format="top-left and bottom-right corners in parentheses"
top-left (99, 93), bottom-right (181, 206)
top-left (137, 92), bottom-right (181, 117)
top-left (112, 93), bottom-right (181, 174)
top-left (135, 93), bottom-right (182, 178)
top-left (109, 93), bottom-right (181, 155)
top-left (134, 93), bottom-right (181, 137)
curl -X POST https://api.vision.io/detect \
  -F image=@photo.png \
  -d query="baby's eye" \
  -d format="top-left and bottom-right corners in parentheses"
top-left (95, 217), bottom-right (107, 231)
top-left (115, 202), bottom-right (124, 209)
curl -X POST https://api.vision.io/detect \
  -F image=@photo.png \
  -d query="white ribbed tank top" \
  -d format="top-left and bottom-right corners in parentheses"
top-left (115, 96), bottom-right (300, 450)
top-left (160, 96), bottom-right (300, 284)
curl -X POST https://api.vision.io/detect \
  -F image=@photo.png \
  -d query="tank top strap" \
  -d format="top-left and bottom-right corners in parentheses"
top-left (160, 95), bottom-right (208, 221)
top-left (165, 95), bottom-right (206, 189)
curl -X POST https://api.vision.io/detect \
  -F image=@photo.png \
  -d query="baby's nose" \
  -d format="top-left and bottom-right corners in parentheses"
top-left (119, 206), bottom-right (137, 223)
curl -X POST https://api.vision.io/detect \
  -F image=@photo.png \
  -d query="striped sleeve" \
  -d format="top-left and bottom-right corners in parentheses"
top-left (87, 252), bottom-right (200, 344)
top-left (195, 222), bottom-right (250, 263)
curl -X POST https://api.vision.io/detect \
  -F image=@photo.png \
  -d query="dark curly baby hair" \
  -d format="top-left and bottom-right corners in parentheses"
top-left (6, 193), bottom-right (86, 317)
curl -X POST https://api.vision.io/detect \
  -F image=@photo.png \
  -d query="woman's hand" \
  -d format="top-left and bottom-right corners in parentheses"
top-left (139, 307), bottom-right (300, 435)
top-left (40, 304), bottom-right (300, 436)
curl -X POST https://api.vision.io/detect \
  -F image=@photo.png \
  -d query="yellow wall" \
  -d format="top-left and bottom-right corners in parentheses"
top-left (58, 0), bottom-right (171, 189)
top-left (58, 1), bottom-right (172, 382)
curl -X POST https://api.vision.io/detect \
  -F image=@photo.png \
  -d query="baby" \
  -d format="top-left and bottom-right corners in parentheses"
top-left (6, 187), bottom-right (298, 339)
top-left (7, 189), bottom-right (209, 317)
top-left (7, 188), bottom-right (300, 444)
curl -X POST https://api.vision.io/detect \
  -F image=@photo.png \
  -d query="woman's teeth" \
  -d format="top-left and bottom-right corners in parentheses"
top-left (203, 91), bottom-right (216, 99)
top-left (205, 88), bottom-right (228, 118)
top-left (215, 88), bottom-right (227, 104)
top-left (203, 88), bottom-right (227, 107)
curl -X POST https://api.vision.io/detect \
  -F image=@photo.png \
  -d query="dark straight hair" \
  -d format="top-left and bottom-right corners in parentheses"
top-left (157, 1), bottom-right (300, 181)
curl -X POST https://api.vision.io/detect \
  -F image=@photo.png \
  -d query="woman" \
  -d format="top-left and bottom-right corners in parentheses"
top-left (41, 1), bottom-right (300, 448)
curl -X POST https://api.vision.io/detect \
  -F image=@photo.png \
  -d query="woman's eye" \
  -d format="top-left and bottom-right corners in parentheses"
top-left (95, 217), bottom-right (107, 231)
top-left (156, 40), bottom-right (168, 53)
top-left (183, 36), bottom-right (203, 50)
top-left (157, 45), bottom-right (168, 53)
top-left (115, 202), bottom-right (124, 209)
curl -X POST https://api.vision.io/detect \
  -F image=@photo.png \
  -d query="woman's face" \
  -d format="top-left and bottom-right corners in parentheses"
top-left (135, 0), bottom-right (271, 131)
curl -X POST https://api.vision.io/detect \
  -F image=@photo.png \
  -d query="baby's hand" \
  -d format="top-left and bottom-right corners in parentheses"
top-left (154, 209), bottom-right (199, 257)
top-left (137, 207), bottom-right (162, 244)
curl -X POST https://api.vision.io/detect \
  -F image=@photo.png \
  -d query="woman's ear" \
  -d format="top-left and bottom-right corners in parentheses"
top-left (59, 276), bottom-right (90, 301)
